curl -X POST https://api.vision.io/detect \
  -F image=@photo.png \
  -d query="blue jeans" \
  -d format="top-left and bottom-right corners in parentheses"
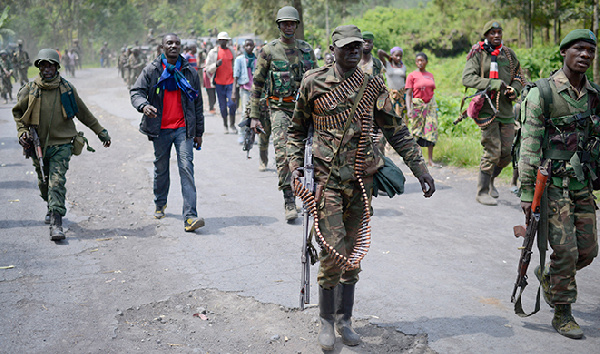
top-left (215, 83), bottom-right (236, 127)
top-left (152, 127), bottom-right (197, 219)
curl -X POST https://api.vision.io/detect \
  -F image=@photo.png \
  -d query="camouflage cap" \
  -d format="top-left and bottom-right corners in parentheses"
top-left (332, 25), bottom-right (364, 48)
top-left (482, 20), bottom-right (502, 37)
top-left (559, 29), bottom-right (597, 50)
top-left (362, 31), bottom-right (374, 40)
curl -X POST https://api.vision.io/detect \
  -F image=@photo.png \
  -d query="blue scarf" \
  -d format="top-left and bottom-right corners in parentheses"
top-left (155, 54), bottom-right (198, 101)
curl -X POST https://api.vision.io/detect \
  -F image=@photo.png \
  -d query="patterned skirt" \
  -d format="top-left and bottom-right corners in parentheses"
top-left (409, 97), bottom-right (438, 146)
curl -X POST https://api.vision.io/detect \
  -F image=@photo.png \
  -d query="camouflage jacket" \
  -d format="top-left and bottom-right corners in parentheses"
top-left (462, 45), bottom-right (522, 123)
top-left (249, 38), bottom-right (316, 118)
top-left (0, 57), bottom-right (13, 78)
top-left (15, 49), bottom-right (31, 69)
top-left (288, 65), bottom-right (428, 188)
top-left (519, 68), bottom-right (600, 202)
top-left (359, 55), bottom-right (384, 78)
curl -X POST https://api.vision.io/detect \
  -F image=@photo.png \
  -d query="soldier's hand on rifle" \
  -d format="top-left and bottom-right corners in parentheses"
top-left (521, 201), bottom-right (532, 223)
top-left (250, 118), bottom-right (264, 134)
top-left (18, 132), bottom-right (31, 148)
top-left (418, 173), bottom-right (436, 198)
top-left (142, 104), bottom-right (158, 118)
top-left (489, 79), bottom-right (506, 92)
top-left (504, 86), bottom-right (517, 101)
top-left (292, 168), bottom-right (304, 181)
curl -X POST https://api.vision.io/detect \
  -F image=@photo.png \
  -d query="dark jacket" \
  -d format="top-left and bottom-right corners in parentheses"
top-left (130, 55), bottom-right (204, 139)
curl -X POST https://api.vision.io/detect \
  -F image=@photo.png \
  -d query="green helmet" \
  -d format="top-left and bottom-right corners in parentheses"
top-left (34, 48), bottom-right (61, 68)
top-left (276, 6), bottom-right (300, 23)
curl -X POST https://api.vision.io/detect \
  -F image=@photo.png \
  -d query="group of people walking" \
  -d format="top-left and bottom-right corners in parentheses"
top-left (10, 4), bottom-right (599, 349)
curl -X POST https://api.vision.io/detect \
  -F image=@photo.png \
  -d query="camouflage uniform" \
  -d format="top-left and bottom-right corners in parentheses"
top-left (249, 38), bottom-right (317, 191)
top-left (0, 54), bottom-right (13, 101)
top-left (519, 68), bottom-right (599, 305)
top-left (127, 51), bottom-right (144, 89)
top-left (15, 47), bottom-right (31, 86)
top-left (288, 65), bottom-right (429, 288)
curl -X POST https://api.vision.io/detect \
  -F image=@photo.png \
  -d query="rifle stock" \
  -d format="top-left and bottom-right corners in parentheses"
top-left (511, 161), bottom-right (549, 305)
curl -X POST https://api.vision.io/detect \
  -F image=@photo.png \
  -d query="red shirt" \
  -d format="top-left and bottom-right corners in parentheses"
top-left (406, 70), bottom-right (436, 103)
top-left (215, 48), bottom-right (234, 85)
top-left (161, 63), bottom-right (186, 129)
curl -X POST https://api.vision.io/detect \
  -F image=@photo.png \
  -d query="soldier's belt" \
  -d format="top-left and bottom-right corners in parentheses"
top-left (268, 95), bottom-right (295, 103)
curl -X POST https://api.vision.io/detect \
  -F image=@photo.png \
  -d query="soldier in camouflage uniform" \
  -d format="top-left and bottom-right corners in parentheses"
top-left (287, 25), bottom-right (435, 350)
top-left (15, 40), bottom-right (31, 87)
top-left (0, 50), bottom-right (14, 104)
top-left (249, 6), bottom-right (317, 221)
top-left (13, 49), bottom-right (111, 241)
top-left (127, 48), bottom-right (144, 90)
top-left (519, 29), bottom-right (599, 339)
top-left (462, 20), bottom-right (523, 205)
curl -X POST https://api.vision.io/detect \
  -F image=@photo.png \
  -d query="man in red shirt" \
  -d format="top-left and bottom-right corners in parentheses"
top-left (130, 33), bottom-right (205, 232)
top-left (206, 32), bottom-right (237, 134)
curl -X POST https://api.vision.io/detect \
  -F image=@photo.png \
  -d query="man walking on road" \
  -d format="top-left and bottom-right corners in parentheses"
top-left (206, 32), bottom-right (237, 134)
top-left (14, 40), bottom-right (31, 87)
top-left (130, 33), bottom-right (205, 232)
top-left (462, 20), bottom-right (523, 205)
top-left (232, 39), bottom-right (256, 144)
top-left (519, 29), bottom-right (599, 339)
top-left (287, 25), bottom-right (435, 350)
top-left (13, 49), bottom-right (112, 240)
top-left (249, 6), bottom-right (317, 221)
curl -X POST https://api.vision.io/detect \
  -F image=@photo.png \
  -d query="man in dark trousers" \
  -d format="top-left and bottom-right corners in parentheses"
top-left (130, 33), bottom-right (205, 232)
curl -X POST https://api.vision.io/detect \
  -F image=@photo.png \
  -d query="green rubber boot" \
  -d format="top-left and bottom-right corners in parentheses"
top-left (552, 304), bottom-right (583, 339)
top-left (476, 171), bottom-right (497, 206)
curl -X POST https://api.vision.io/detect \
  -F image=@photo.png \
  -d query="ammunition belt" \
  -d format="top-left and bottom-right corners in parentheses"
top-left (313, 68), bottom-right (364, 116)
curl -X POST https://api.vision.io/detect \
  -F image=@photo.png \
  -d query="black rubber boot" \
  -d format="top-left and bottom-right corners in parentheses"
top-left (229, 114), bottom-right (237, 134)
top-left (490, 166), bottom-right (502, 198)
top-left (318, 286), bottom-right (336, 350)
top-left (334, 283), bottom-right (361, 346)
top-left (49, 212), bottom-right (65, 241)
top-left (283, 188), bottom-right (297, 221)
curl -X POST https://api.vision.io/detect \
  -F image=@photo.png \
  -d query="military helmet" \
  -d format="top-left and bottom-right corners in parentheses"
top-left (0, 50), bottom-right (7, 56)
top-left (17, 39), bottom-right (23, 45)
top-left (34, 48), bottom-right (61, 68)
top-left (276, 6), bottom-right (300, 23)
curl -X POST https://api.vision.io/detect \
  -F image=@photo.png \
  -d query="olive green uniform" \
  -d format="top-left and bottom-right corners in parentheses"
top-left (249, 38), bottom-right (317, 191)
top-left (288, 65), bottom-right (429, 288)
top-left (519, 68), bottom-right (599, 304)
top-left (0, 56), bottom-right (13, 100)
top-left (462, 46), bottom-right (522, 174)
top-left (15, 49), bottom-right (31, 86)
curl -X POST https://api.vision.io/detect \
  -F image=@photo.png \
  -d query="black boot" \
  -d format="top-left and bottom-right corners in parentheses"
top-left (334, 283), bottom-right (361, 346)
top-left (490, 166), bottom-right (502, 198)
top-left (229, 114), bottom-right (237, 134)
top-left (49, 212), bottom-right (65, 241)
top-left (476, 171), bottom-right (497, 206)
top-left (283, 188), bottom-right (297, 221)
top-left (318, 286), bottom-right (336, 350)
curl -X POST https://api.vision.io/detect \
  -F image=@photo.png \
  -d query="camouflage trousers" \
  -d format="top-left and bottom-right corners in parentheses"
top-left (317, 177), bottom-right (373, 289)
top-left (18, 68), bottom-right (28, 85)
top-left (480, 120), bottom-right (514, 174)
top-left (546, 184), bottom-right (598, 304)
top-left (269, 108), bottom-right (293, 191)
top-left (258, 105), bottom-right (272, 154)
top-left (32, 144), bottom-right (73, 216)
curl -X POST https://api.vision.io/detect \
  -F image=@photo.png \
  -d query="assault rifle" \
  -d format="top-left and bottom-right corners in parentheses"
top-left (299, 124), bottom-right (317, 310)
top-left (238, 118), bottom-right (265, 159)
top-left (511, 160), bottom-right (550, 315)
top-left (27, 126), bottom-right (47, 183)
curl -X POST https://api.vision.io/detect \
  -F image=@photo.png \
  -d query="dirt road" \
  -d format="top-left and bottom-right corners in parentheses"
top-left (1, 68), bottom-right (599, 353)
